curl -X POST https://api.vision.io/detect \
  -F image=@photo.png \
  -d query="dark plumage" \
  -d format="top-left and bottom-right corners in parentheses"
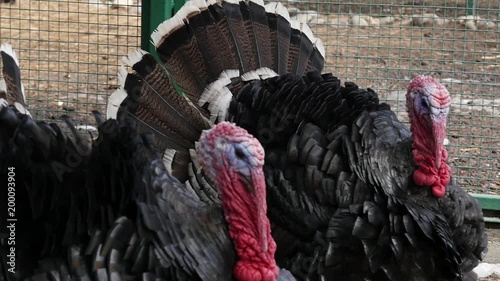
top-left (0, 100), bottom-right (299, 281)
top-left (0, 100), bottom-right (166, 280)
top-left (107, 0), bottom-right (488, 280)
top-left (0, 42), bottom-right (296, 281)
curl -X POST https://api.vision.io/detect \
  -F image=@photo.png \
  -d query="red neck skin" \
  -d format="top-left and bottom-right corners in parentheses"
top-left (216, 169), bottom-right (279, 281)
top-left (409, 108), bottom-right (451, 197)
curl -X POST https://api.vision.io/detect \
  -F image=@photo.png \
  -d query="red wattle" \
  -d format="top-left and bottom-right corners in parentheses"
top-left (432, 184), bottom-right (446, 197)
top-left (217, 168), bottom-right (278, 281)
top-left (433, 162), bottom-right (451, 198)
top-left (234, 260), bottom-right (279, 281)
top-left (410, 112), bottom-right (450, 198)
top-left (413, 169), bottom-right (436, 187)
top-left (412, 146), bottom-right (451, 198)
top-left (407, 78), bottom-right (452, 198)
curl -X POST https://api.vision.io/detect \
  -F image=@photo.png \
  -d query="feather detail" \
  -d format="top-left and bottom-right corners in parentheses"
top-left (199, 69), bottom-right (240, 123)
top-left (1, 43), bottom-right (27, 107)
top-left (241, 67), bottom-right (278, 82)
top-left (13, 101), bottom-right (32, 117)
top-left (221, 0), bottom-right (258, 73)
top-left (112, 49), bottom-right (210, 153)
top-left (107, 89), bottom-right (127, 119)
top-left (163, 148), bottom-right (177, 174)
top-left (264, 2), bottom-right (291, 74)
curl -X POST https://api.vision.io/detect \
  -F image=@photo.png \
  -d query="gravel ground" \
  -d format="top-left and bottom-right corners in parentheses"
top-left (479, 227), bottom-right (500, 280)
top-left (0, 0), bottom-right (141, 121)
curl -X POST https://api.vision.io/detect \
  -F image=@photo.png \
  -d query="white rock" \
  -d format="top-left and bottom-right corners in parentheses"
top-left (457, 15), bottom-right (481, 24)
top-left (412, 13), bottom-right (440, 26)
top-left (350, 15), bottom-right (369, 27)
top-left (329, 16), bottom-right (349, 26)
top-left (399, 18), bottom-right (414, 26)
top-left (473, 263), bottom-right (500, 278)
top-left (440, 78), bottom-right (463, 83)
top-left (465, 20), bottom-right (477, 30)
top-left (456, 15), bottom-right (495, 30)
top-left (378, 16), bottom-right (397, 25)
top-left (364, 16), bottom-right (380, 26)
top-left (88, 0), bottom-right (107, 8)
top-left (476, 19), bottom-right (496, 29)
top-left (433, 17), bottom-right (450, 26)
top-left (112, 0), bottom-right (133, 7)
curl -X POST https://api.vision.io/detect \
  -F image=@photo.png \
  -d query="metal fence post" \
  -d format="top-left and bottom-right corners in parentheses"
top-left (466, 0), bottom-right (475, 16)
top-left (141, 0), bottom-right (187, 57)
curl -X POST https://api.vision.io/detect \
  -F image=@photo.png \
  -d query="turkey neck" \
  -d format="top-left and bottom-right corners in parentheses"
top-left (216, 169), bottom-right (279, 281)
top-left (409, 106), bottom-right (451, 198)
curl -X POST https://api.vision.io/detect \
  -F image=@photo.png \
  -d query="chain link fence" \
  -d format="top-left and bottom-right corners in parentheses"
top-left (281, 0), bottom-right (500, 194)
top-left (1, 0), bottom-right (499, 194)
top-left (0, 0), bottom-right (141, 122)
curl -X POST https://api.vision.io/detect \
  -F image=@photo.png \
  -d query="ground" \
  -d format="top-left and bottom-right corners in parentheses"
top-left (0, 0), bottom-right (141, 121)
top-left (483, 228), bottom-right (500, 280)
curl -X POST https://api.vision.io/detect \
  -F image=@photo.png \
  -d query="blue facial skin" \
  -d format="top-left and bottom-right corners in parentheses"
top-left (415, 93), bottom-right (448, 126)
top-left (226, 141), bottom-right (253, 179)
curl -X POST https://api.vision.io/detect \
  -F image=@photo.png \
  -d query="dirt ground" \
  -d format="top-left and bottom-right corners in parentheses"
top-left (481, 228), bottom-right (500, 281)
top-left (0, 0), bottom-right (499, 193)
top-left (291, 0), bottom-right (499, 19)
top-left (482, 275), bottom-right (500, 281)
top-left (0, 0), bottom-right (141, 120)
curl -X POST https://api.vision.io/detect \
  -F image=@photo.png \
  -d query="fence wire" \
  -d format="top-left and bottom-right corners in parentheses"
top-left (1, 0), bottom-right (499, 194)
top-left (280, 0), bottom-right (500, 194)
top-left (0, 0), bottom-right (141, 123)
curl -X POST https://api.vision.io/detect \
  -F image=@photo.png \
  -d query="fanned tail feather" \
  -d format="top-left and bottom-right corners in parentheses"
top-left (152, 0), bottom-right (324, 106)
top-left (0, 43), bottom-right (25, 104)
top-left (246, 0), bottom-right (273, 69)
top-left (1, 43), bottom-right (30, 116)
top-left (106, 50), bottom-right (210, 153)
top-left (108, 0), bottom-right (325, 182)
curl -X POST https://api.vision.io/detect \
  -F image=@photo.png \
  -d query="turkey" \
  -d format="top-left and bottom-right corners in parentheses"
top-left (0, 44), bottom-right (296, 281)
top-left (106, 0), bottom-right (488, 280)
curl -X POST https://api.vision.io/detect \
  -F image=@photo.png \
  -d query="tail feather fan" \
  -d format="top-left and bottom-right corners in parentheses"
top-left (108, 0), bottom-right (325, 182)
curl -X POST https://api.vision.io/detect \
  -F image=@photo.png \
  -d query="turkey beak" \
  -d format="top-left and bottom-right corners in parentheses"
top-left (240, 174), bottom-right (255, 193)
top-left (431, 112), bottom-right (447, 169)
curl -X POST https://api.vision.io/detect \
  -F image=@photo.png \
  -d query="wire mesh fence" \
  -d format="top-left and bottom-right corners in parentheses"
top-left (279, 0), bottom-right (500, 194)
top-left (0, 0), bottom-right (141, 123)
top-left (1, 0), bottom-right (499, 194)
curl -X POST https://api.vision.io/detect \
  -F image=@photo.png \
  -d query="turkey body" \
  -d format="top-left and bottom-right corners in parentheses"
top-left (106, 0), bottom-right (488, 280)
top-left (0, 102), bottom-right (171, 280)
top-left (0, 103), bottom-right (299, 281)
top-left (233, 72), bottom-right (487, 281)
